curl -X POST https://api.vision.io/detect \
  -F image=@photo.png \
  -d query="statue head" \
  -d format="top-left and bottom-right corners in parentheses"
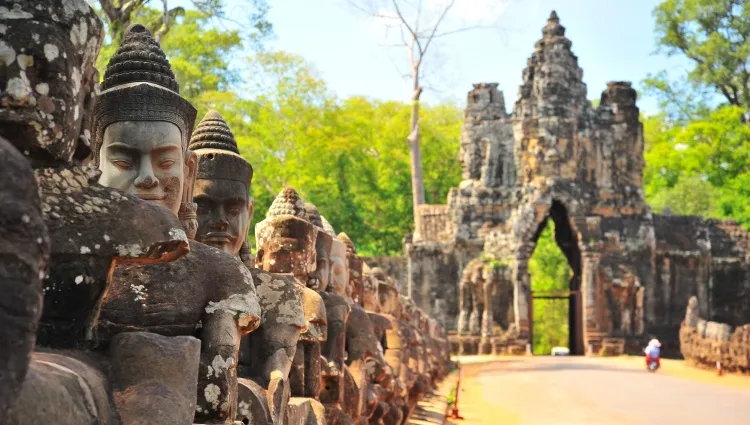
top-left (373, 269), bottom-right (400, 317)
top-left (316, 215), bottom-right (348, 297)
top-left (255, 187), bottom-right (317, 279)
top-left (92, 24), bottom-right (197, 225)
top-left (329, 239), bottom-right (349, 297)
top-left (190, 110), bottom-right (254, 255)
top-left (338, 232), bottom-right (363, 303)
top-left (362, 264), bottom-right (380, 312)
top-left (0, 0), bottom-right (103, 163)
top-left (304, 203), bottom-right (332, 291)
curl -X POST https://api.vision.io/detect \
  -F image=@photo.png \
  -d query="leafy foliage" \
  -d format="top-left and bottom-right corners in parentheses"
top-left (529, 221), bottom-right (572, 355)
top-left (645, 0), bottom-right (750, 118)
top-left (237, 53), bottom-right (462, 254)
top-left (643, 106), bottom-right (750, 227)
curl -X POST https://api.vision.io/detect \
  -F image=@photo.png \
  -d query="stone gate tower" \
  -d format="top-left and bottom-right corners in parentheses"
top-left (393, 11), bottom-right (750, 356)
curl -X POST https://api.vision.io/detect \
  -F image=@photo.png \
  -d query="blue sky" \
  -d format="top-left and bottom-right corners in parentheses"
top-left (179, 0), bottom-right (695, 116)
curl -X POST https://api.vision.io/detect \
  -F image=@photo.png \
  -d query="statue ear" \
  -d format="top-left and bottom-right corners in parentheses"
top-left (179, 149), bottom-right (199, 239)
top-left (183, 149), bottom-right (198, 204)
top-left (246, 197), bottom-right (255, 234)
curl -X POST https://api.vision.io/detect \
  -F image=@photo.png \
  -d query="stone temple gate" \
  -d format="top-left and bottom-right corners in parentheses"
top-left (365, 12), bottom-right (750, 356)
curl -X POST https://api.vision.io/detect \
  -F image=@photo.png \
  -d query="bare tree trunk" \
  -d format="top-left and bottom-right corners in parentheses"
top-left (408, 43), bottom-right (425, 238)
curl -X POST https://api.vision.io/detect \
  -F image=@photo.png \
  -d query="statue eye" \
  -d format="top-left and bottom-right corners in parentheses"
top-left (159, 159), bottom-right (176, 169)
top-left (112, 160), bottom-right (132, 169)
top-left (228, 208), bottom-right (241, 216)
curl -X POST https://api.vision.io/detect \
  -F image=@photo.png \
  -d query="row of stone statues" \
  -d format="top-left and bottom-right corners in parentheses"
top-left (0, 1), bottom-right (450, 424)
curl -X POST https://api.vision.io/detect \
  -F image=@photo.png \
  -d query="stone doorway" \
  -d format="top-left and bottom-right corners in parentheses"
top-left (527, 200), bottom-right (585, 355)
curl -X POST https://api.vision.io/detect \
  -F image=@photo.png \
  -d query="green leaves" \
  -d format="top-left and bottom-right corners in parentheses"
top-left (651, 0), bottom-right (750, 111)
top-left (529, 221), bottom-right (572, 355)
top-left (235, 53), bottom-right (462, 255)
top-left (643, 106), bottom-right (750, 227)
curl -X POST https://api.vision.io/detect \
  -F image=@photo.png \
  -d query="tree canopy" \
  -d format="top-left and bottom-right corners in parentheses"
top-left (644, 0), bottom-right (750, 121)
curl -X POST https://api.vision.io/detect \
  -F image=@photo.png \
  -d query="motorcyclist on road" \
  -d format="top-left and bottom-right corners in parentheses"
top-left (644, 338), bottom-right (661, 369)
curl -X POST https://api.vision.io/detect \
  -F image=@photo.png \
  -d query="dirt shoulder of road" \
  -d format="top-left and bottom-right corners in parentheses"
top-left (445, 358), bottom-right (523, 425)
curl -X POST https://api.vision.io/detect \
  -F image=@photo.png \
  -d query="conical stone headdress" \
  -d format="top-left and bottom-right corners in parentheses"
top-left (190, 110), bottom-right (253, 187)
top-left (92, 24), bottom-right (197, 163)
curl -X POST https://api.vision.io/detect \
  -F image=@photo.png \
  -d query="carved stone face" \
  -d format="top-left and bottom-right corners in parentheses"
top-left (98, 121), bottom-right (196, 216)
top-left (378, 283), bottom-right (401, 317)
top-left (329, 240), bottom-right (349, 296)
top-left (255, 217), bottom-right (317, 278)
top-left (194, 178), bottom-right (253, 255)
top-left (362, 272), bottom-right (380, 312)
top-left (0, 0), bottom-right (103, 162)
top-left (309, 232), bottom-right (331, 291)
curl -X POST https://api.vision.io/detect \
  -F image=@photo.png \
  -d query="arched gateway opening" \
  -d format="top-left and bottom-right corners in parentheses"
top-left (528, 200), bottom-right (584, 355)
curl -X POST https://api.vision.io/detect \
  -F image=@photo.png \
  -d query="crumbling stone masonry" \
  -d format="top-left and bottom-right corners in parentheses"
top-left (680, 296), bottom-right (750, 373)
top-left (403, 11), bottom-right (750, 356)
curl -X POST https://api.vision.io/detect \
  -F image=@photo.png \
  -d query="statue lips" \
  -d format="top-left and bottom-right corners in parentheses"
top-left (202, 232), bottom-right (234, 244)
top-left (136, 193), bottom-right (166, 201)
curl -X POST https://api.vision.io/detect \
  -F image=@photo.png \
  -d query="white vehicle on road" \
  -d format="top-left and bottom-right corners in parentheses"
top-left (551, 347), bottom-right (570, 356)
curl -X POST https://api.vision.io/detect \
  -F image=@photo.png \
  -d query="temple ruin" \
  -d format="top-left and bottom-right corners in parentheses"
top-left (370, 12), bottom-right (750, 357)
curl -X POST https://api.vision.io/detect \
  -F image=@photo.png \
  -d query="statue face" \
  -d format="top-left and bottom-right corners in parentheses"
top-left (379, 285), bottom-right (400, 316)
top-left (329, 241), bottom-right (349, 296)
top-left (362, 275), bottom-right (380, 312)
top-left (194, 178), bottom-right (253, 255)
top-left (99, 121), bottom-right (195, 216)
top-left (309, 240), bottom-right (331, 292)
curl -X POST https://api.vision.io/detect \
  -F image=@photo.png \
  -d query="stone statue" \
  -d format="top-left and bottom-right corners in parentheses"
top-left (366, 266), bottom-right (417, 425)
top-left (337, 234), bottom-right (390, 425)
top-left (301, 205), bottom-right (353, 424)
top-left (685, 295), bottom-right (700, 328)
top-left (190, 110), bottom-right (306, 425)
top-left (255, 187), bottom-right (328, 425)
top-left (400, 296), bottom-right (427, 422)
top-left (0, 136), bottom-right (48, 417)
top-left (91, 24), bottom-right (262, 423)
top-left (1, 3), bottom-right (207, 424)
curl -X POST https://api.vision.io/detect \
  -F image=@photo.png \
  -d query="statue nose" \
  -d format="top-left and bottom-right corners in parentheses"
top-left (134, 162), bottom-right (158, 189)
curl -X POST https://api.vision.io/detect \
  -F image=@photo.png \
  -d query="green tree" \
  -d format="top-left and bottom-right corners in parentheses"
top-left (645, 0), bottom-right (750, 120)
top-left (96, 0), bottom-right (271, 46)
top-left (529, 221), bottom-right (572, 355)
top-left (643, 106), bottom-right (750, 227)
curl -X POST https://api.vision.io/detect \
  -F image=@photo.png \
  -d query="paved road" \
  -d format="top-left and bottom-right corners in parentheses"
top-left (452, 356), bottom-right (750, 425)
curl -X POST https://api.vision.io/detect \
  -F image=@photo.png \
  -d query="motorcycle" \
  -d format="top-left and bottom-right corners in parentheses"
top-left (646, 357), bottom-right (660, 372)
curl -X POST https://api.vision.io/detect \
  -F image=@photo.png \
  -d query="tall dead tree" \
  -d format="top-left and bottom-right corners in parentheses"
top-left (348, 0), bottom-right (494, 235)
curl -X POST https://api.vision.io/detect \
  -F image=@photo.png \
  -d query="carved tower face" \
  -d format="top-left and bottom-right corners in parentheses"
top-left (0, 0), bottom-right (103, 162)
top-left (338, 232), bottom-right (363, 303)
top-left (190, 110), bottom-right (254, 255)
top-left (92, 24), bottom-right (197, 217)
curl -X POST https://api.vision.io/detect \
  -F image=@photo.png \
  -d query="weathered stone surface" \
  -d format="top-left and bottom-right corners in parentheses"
top-left (6, 351), bottom-right (119, 424)
top-left (0, 137), bottom-right (49, 416)
top-left (680, 296), bottom-right (750, 373)
top-left (109, 332), bottom-right (201, 425)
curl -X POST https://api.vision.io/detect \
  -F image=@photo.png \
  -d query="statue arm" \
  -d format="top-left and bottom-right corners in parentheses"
top-left (195, 310), bottom-right (241, 422)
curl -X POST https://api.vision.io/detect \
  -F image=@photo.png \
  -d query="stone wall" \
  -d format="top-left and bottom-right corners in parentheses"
top-left (680, 297), bottom-right (750, 373)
